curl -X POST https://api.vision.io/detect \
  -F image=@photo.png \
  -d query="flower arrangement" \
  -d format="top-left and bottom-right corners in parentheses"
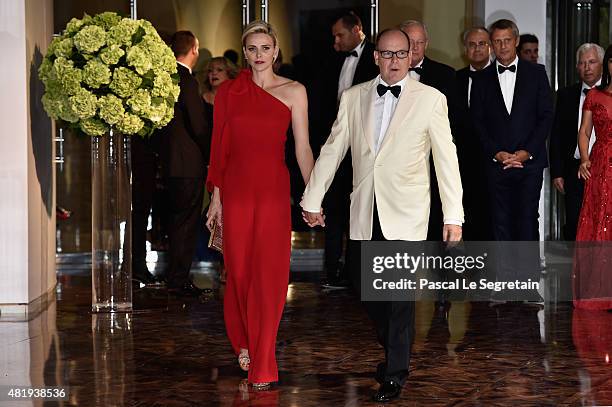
top-left (39, 12), bottom-right (180, 137)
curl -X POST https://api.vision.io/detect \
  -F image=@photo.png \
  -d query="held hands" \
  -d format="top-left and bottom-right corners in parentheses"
top-left (443, 224), bottom-right (462, 245)
top-left (496, 150), bottom-right (530, 170)
top-left (302, 208), bottom-right (325, 227)
top-left (578, 160), bottom-right (591, 180)
top-left (206, 193), bottom-right (222, 231)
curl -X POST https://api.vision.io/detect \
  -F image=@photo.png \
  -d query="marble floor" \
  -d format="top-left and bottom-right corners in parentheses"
top-left (1, 255), bottom-right (611, 407)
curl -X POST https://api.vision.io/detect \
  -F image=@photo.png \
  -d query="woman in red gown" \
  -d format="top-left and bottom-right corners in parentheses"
top-left (574, 45), bottom-right (612, 311)
top-left (206, 21), bottom-right (314, 388)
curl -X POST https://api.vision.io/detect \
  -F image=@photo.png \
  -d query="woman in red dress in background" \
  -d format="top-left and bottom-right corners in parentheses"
top-left (574, 45), bottom-right (612, 311)
top-left (205, 21), bottom-right (314, 388)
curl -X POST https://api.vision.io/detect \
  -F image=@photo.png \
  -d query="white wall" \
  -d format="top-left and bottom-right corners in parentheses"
top-left (0, 0), bottom-right (55, 310)
top-left (483, 0), bottom-right (547, 67)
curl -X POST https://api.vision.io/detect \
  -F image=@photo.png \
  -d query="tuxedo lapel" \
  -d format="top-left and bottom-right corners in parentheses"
top-left (360, 80), bottom-right (377, 154)
top-left (378, 78), bottom-right (422, 152)
top-left (510, 60), bottom-right (526, 117)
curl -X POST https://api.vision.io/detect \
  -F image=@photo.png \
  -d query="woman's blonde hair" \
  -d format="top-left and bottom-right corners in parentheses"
top-left (241, 20), bottom-right (278, 48)
top-left (201, 57), bottom-right (239, 93)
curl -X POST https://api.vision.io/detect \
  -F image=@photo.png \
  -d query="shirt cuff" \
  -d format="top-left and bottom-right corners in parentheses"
top-left (444, 219), bottom-right (463, 226)
top-left (299, 201), bottom-right (320, 213)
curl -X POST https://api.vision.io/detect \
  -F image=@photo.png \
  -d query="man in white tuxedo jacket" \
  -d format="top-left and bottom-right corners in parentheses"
top-left (302, 29), bottom-right (463, 402)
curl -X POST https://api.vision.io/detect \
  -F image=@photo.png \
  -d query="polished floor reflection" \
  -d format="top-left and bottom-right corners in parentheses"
top-left (1, 263), bottom-right (611, 406)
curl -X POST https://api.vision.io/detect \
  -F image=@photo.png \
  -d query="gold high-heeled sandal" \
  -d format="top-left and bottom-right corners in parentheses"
top-left (238, 350), bottom-right (250, 371)
top-left (251, 382), bottom-right (270, 390)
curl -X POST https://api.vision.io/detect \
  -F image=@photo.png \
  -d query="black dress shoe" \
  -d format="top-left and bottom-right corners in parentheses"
top-left (373, 380), bottom-right (401, 403)
top-left (321, 276), bottom-right (350, 290)
top-left (132, 269), bottom-right (157, 285)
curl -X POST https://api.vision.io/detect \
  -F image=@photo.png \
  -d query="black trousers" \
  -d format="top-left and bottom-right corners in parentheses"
top-left (323, 153), bottom-right (352, 278)
top-left (563, 159), bottom-right (584, 241)
top-left (166, 177), bottom-right (204, 288)
top-left (488, 167), bottom-right (543, 241)
top-left (488, 167), bottom-right (543, 283)
top-left (131, 137), bottom-right (156, 270)
top-left (350, 199), bottom-right (415, 385)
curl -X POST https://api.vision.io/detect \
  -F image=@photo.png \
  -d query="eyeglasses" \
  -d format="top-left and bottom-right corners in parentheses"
top-left (467, 41), bottom-right (489, 50)
top-left (377, 50), bottom-right (410, 59)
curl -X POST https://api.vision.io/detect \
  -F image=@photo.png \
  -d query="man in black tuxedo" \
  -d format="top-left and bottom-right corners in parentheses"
top-left (310, 11), bottom-right (378, 288)
top-left (400, 20), bottom-right (460, 241)
top-left (160, 31), bottom-right (209, 295)
top-left (131, 132), bottom-right (160, 285)
top-left (471, 20), bottom-right (553, 299)
top-left (550, 43), bottom-right (604, 240)
top-left (455, 27), bottom-right (493, 240)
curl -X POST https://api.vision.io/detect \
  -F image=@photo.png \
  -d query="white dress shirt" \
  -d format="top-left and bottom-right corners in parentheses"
top-left (573, 79), bottom-right (601, 159)
top-left (496, 56), bottom-right (518, 114)
top-left (338, 41), bottom-right (365, 100)
top-left (408, 58), bottom-right (424, 82)
top-left (373, 75), bottom-right (461, 227)
top-left (467, 60), bottom-right (491, 107)
top-left (177, 60), bottom-right (192, 74)
top-left (373, 75), bottom-right (407, 152)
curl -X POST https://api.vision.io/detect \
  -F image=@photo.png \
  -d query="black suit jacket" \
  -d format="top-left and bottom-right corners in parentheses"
top-left (471, 60), bottom-right (553, 170)
top-left (416, 57), bottom-right (459, 240)
top-left (309, 41), bottom-right (378, 149)
top-left (455, 66), bottom-right (487, 163)
top-left (549, 83), bottom-right (582, 179)
top-left (161, 64), bottom-right (209, 178)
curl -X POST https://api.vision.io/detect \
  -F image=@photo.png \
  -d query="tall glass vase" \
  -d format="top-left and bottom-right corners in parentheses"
top-left (91, 130), bottom-right (132, 312)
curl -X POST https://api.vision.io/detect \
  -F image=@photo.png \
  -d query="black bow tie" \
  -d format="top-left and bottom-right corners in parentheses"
top-left (345, 50), bottom-right (358, 58)
top-left (497, 64), bottom-right (516, 74)
top-left (583, 88), bottom-right (590, 96)
top-left (409, 67), bottom-right (423, 75)
top-left (377, 84), bottom-right (401, 98)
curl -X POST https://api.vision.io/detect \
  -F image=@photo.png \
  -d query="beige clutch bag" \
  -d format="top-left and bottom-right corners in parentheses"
top-left (208, 217), bottom-right (223, 253)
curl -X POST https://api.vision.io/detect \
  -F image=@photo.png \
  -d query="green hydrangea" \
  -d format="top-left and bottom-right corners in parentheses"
top-left (38, 58), bottom-right (53, 82)
top-left (41, 93), bottom-right (61, 120)
top-left (140, 20), bottom-right (159, 37)
top-left (127, 89), bottom-right (151, 115)
top-left (64, 17), bottom-right (85, 35)
top-left (58, 97), bottom-right (80, 123)
top-left (146, 100), bottom-right (167, 123)
top-left (54, 38), bottom-right (74, 58)
top-left (92, 12), bottom-right (122, 30)
top-left (159, 54), bottom-right (178, 76)
top-left (98, 94), bottom-right (125, 125)
top-left (82, 59), bottom-right (111, 88)
top-left (151, 72), bottom-right (174, 97)
top-left (80, 118), bottom-right (108, 136)
top-left (158, 104), bottom-right (175, 127)
top-left (108, 18), bottom-right (138, 47)
top-left (126, 45), bottom-right (152, 75)
top-left (69, 88), bottom-right (97, 119)
top-left (52, 57), bottom-right (82, 95)
top-left (109, 67), bottom-right (141, 98)
top-left (46, 36), bottom-right (61, 56)
top-left (99, 44), bottom-right (125, 65)
top-left (116, 113), bottom-right (144, 135)
top-left (73, 25), bottom-right (106, 53)
top-left (40, 12), bottom-right (177, 137)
